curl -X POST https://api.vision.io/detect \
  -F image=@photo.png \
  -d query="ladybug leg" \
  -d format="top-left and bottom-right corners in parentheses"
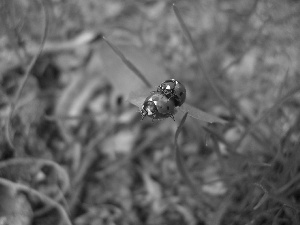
top-left (140, 108), bottom-right (148, 120)
top-left (169, 114), bottom-right (175, 121)
top-left (150, 114), bottom-right (156, 123)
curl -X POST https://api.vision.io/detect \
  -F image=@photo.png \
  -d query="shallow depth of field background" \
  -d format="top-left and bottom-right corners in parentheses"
top-left (0, 0), bottom-right (300, 224)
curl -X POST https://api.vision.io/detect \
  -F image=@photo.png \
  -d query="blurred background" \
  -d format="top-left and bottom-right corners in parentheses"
top-left (0, 0), bottom-right (300, 224)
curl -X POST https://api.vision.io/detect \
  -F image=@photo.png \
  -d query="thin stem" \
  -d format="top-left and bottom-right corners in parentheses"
top-left (5, 0), bottom-right (49, 149)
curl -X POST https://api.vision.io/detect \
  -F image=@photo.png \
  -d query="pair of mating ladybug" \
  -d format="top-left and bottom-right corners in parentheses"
top-left (140, 79), bottom-right (186, 120)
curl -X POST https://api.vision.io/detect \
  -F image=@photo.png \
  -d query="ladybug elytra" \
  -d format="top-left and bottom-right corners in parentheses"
top-left (140, 92), bottom-right (175, 120)
top-left (157, 79), bottom-right (186, 107)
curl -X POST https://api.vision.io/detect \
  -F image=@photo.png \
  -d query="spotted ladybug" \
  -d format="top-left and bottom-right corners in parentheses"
top-left (140, 92), bottom-right (175, 120)
top-left (157, 79), bottom-right (186, 107)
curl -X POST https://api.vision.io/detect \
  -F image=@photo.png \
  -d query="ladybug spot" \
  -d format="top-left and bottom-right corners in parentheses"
top-left (180, 92), bottom-right (183, 96)
top-left (167, 106), bottom-right (169, 110)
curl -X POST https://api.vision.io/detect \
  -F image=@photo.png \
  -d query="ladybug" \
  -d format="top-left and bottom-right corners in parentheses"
top-left (157, 79), bottom-right (186, 107)
top-left (140, 92), bottom-right (175, 120)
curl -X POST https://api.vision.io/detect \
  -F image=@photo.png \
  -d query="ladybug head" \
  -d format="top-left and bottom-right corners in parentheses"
top-left (140, 108), bottom-right (148, 120)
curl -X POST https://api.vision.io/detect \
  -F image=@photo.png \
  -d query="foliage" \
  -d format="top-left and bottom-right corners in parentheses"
top-left (0, 0), bottom-right (300, 224)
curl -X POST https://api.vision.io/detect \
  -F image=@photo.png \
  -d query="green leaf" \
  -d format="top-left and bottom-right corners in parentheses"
top-left (128, 89), bottom-right (227, 124)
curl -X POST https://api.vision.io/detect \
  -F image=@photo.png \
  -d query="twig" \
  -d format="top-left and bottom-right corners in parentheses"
top-left (5, 0), bottom-right (49, 149)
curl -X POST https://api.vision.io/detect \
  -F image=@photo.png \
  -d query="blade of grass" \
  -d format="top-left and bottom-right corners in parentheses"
top-left (0, 178), bottom-right (72, 225)
top-left (174, 112), bottom-right (213, 210)
top-left (5, 0), bottom-right (49, 150)
top-left (207, 190), bottom-right (233, 225)
top-left (0, 0), bottom-right (26, 64)
top-left (221, 18), bottom-right (268, 76)
top-left (253, 183), bottom-right (270, 210)
top-left (102, 36), bottom-right (152, 88)
top-left (44, 111), bottom-right (106, 121)
top-left (272, 208), bottom-right (283, 225)
top-left (0, 158), bottom-right (70, 194)
top-left (234, 85), bottom-right (300, 152)
top-left (211, 135), bottom-right (227, 172)
top-left (254, 183), bottom-right (300, 212)
top-left (275, 173), bottom-right (300, 195)
top-left (172, 3), bottom-right (230, 110)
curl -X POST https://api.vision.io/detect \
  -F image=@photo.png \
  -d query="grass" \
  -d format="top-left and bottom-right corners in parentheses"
top-left (0, 0), bottom-right (300, 224)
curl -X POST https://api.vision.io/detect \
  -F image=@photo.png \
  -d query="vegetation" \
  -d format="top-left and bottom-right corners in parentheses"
top-left (0, 0), bottom-right (300, 224)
